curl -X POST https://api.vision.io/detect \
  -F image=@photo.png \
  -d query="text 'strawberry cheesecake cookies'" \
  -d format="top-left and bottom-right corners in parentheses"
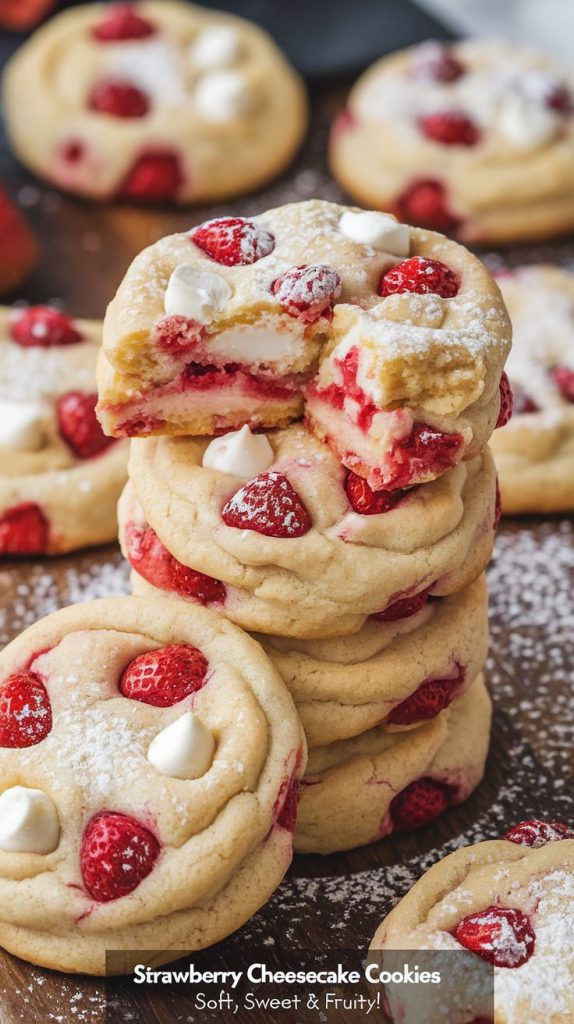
top-left (118, 425), bottom-right (498, 638)
top-left (370, 820), bottom-right (574, 1023)
top-left (330, 41), bottom-right (574, 245)
top-left (97, 200), bottom-right (511, 491)
top-left (0, 305), bottom-right (127, 555)
top-left (257, 574), bottom-right (488, 747)
top-left (490, 265), bottom-right (574, 514)
top-left (3, 1), bottom-right (307, 205)
top-left (295, 673), bottom-right (491, 854)
top-left (0, 597), bottom-right (305, 974)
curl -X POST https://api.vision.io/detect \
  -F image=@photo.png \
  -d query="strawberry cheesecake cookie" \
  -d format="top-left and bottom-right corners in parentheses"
top-left (257, 574), bottom-right (488, 747)
top-left (0, 305), bottom-right (127, 555)
top-left (118, 424), bottom-right (498, 638)
top-left (0, 597), bottom-right (305, 974)
top-left (97, 200), bottom-right (511, 492)
top-left (295, 673), bottom-right (491, 854)
top-left (3, 1), bottom-right (307, 204)
top-left (330, 41), bottom-right (574, 245)
top-left (370, 819), bottom-right (574, 1023)
top-left (491, 266), bottom-right (574, 514)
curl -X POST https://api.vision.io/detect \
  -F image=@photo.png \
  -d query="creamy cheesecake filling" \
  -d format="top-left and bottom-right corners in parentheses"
top-left (306, 381), bottom-right (467, 490)
top-left (107, 369), bottom-right (302, 437)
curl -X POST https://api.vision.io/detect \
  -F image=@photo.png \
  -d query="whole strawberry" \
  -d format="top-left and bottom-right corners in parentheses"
top-left (81, 812), bottom-right (160, 902)
top-left (120, 644), bottom-right (209, 707)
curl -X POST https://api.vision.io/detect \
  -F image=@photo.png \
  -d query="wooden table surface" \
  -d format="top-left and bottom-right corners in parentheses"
top-left (1, 75), bottom-right (574, 1024)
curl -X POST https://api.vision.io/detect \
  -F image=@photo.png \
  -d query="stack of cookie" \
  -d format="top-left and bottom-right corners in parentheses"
top-left (97, 198), bottom-right (512, 854)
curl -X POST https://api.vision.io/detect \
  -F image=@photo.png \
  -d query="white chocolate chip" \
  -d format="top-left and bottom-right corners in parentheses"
top-left (0, 786), bottom-right (59, 854)
top-left (0, 399), bottom-right (46, 451)
top-left (194, 70), bottom-right (252, 122)
top-left (497, 93), bottom-right (559, 149)
top-left (164, 264), bottom-right (232, 324)
top-left (339, 211), bottom-right (410, 256)
top-left (147, 712), bottom-right (215, 780)
top-left (190, 25), bottom-right (244, 70)
top-left (202, 424), bottom-right (274, 478)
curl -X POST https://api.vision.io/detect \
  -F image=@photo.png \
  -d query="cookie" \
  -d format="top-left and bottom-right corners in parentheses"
top-left (97, 199), bottom-right (510, 490)
top-left (490, 265), bottom-right (574, 514)
top-left (118, 425), bottom-right (498, 638)
top-left (3, 1), bottom-right (307, 204)
top-left (0, 305), bottom-right (127, 555)
top-left (370, 820), bottom-right (574, 1023)
top-left (295, 673), bottom-right (491, 854)
top-left (330, 41), bottom-right (574, 246)
top-left (0, 597), bottom-right (306, 974)
top-left (257, 574), bottom-right (488, 747)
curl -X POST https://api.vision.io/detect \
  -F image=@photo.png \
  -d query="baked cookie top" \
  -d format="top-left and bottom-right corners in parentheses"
top-left (497, 265), bottom-right (574, 415)
top-left (3, 1), bottom-right (307, 203)
top-left (330, 41), bottom-right (574, 244)
top-left (490, 265), bottom-right (574, 513)
top-left (98, 199), bottom-right (510, 488)
top-left (371, 820), bottom-right (574, 1023)
top-left (0, 305), bottom-right (127, 555)
top-left (0, 597), bottom-right (305, 970)
top-left (120, 424), bottom-right (497, 637)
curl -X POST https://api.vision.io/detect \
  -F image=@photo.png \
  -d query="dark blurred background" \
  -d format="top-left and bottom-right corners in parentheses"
top-left (1, 0), bottom-right (453, 80)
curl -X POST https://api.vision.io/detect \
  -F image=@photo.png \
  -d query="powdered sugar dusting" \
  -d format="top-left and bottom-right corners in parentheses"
top-left (496, 869), bottom-right (574, 1014)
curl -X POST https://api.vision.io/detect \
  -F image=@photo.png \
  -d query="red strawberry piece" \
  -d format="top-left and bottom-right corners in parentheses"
top-left (331, 108), bottom-right (358, 138)
top-left (191, 217), bottom-right (275, 267)
top-left (379, 256), bottom-right (460, 299)
top-left (119, 151), bottom-right (183, 203)
top-left (120, 643), bottom-right (208, 707)
top-left (512, 384), bottom-right (538, 415)
top-left (125, 521), bottom-right (226, 605)
top-left (387, 665), bottom-right (464, 725)
top-left (390, 777), bottom-right (451, 832)
top-left (0, 670), bottom-right (52, 747)
top-left (89, 79), bottom-right (150, 119)
top-left (345, 471), bottom-right (408, 516)
top-left (545, 82), bottom-right (572, 113)
top-left (0, 0), bottom-right (54, 29)
top-left (0, 502), bottom-right (49, 555)
top-left (271, 265), bottom-right (342, 323)
top-left (116, 414), bottom-right (166, 437)
top-left (552, 365), bottom-right (574, 402)
top-left (81, 812), bottom-right (160, 903)
top-left (419, 111), bottom-right (480, 147)
top-left (496, 372), bottom-right (514, 428)
top-left (411, 42), bottom-right (464, 83)
top-left (395, 179), bottom-right (461, 233)
top-left (92, 4), bottom-right (156, 41)
top-left (493, 476), bottom-right (502, 531)
top-left (505, 819), bottom-right (574, 847)
top-left (56, 392), bottom-right (114, 460)
top-left (274, 774), bottom-right (300, 832)
top-left (372, 587), bottom-right (432, 623)
top-left (152, 315), bottom-right (206, 356)
top-left (10, 306), bottom-right (83, 348)
top-left (454, 906), bottom-right (536, 968)
top-left (387, 424), bottom-right (463, 489)
top-left (0, 185), bottom-right (38, 294)
top-left (61, 140), bottom-right (85, 166)
top-left (221, 471), bottom-right (311, 538)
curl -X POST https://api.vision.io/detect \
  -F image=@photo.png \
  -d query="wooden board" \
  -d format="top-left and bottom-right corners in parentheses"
top-left (1, 73), bottom-right (573, 1024)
